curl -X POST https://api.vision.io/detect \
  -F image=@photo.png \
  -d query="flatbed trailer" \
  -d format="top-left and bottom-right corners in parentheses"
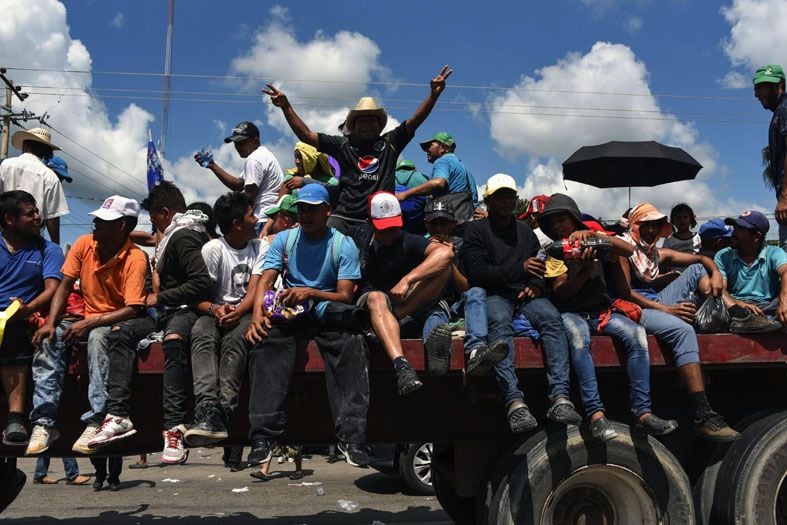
top-left (1, 333), bottom-right (786, 524)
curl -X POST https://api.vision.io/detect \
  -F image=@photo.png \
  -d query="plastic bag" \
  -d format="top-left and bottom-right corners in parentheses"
top-left (693, 296), bottom-right (730, 333)
top-left (262, 289), bottom-right (312, 323)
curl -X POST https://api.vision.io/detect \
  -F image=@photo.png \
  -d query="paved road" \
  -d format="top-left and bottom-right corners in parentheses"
top-left (2, 450), bottom-right (451, 524)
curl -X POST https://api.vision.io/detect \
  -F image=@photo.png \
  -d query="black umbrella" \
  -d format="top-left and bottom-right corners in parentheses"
top-left (562, 140), bottom-right (702, 205)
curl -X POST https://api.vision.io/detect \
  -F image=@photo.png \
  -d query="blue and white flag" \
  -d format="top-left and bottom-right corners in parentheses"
top-left (146, 129), bottom-right (164, 191)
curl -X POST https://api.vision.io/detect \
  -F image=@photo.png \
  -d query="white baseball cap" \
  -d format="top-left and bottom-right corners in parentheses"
top-left (368, 191), bottom-right (402, 230)
top-left (89, 196), bottom-right (140, 221)
top-left (483, 173), bottom-right (518, 198)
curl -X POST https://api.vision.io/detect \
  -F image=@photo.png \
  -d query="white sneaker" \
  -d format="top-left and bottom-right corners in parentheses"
top-left (72, 425), bottom-right (99, 455)
top-left (25, 425), bottom-right (59, 455)
top-left (88, 415), bottom-right (137, 449)
top-left (161, 425), bottom-right (189, 465)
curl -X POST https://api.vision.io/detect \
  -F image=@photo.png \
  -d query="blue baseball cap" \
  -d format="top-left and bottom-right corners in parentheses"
top-left (46, 156), bottom-right (72, 183)
top-left (699, 218), bottom-right (733, 241)
top-left (725, 210), bottom-right (770, 235)
top-left (293, 184), bottom-right (330, 205)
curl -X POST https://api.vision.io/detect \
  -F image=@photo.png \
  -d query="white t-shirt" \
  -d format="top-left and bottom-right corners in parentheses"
top-left (240, 146), bottom-right (284, 221)
top-left (0, 153), bottom-right (69, 220)
top-left (201, 237), bottom-right (270, 305)
top-left (533, 227), bottom-right (552, 248)
top-left (662, 232), bottom-right (701, 254)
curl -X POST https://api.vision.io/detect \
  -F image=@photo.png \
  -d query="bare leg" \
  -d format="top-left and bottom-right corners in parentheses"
top-left (1, 366), bottom-right (27, 413)
top-left (677, 363), bottom-right (705, 394)
top-left (366, 292), bottom-right (404, 362)
top-left (393, 267), bottom-right (451, 319)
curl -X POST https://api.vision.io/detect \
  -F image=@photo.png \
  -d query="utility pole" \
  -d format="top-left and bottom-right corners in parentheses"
top-left (0, 68), bottom-right (31, 160)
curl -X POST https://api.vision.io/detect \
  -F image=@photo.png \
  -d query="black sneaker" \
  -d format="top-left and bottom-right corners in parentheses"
top-left (247, 439), bottom-right (274, 466)
top-left (634, 414), bottom-right (678, 436)
top-left (425, 323), bottom-right (452, 374)
top-left (466, 340), bottom-right (509, 376)
top-left (395, 362), bottom-right (423, 395)
top-left (2, 421), bottom-right (28, 446)
top-left (729, 311), bottom-right (781, 333)
top-left (338, 442), bottom-right (370, 468)
top-left (546, 398), bottom-right (582, 426)
top-left (590, 416), bottom-right (618, 442)
top-left (694, 412), bottom-right (741, 443)
top-left (507, 404), bottom-right (538, 433)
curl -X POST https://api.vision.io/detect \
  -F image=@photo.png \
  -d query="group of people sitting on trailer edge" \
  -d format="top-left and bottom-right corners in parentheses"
top-left (3, 64), bottom-right (787, 478)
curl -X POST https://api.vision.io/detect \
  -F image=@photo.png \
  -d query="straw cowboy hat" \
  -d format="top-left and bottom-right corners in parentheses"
top-left (11, 127), bottom-right (60, 151)
top-left (345, 97), bottom-right (387, 134)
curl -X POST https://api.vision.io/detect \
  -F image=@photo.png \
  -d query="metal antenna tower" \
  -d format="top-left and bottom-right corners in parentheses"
top-left (160, 0), bottom-right (175, 159)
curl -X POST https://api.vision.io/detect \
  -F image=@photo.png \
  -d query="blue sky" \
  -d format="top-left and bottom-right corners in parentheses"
top-left (2, 0), bottom-right (786, 245)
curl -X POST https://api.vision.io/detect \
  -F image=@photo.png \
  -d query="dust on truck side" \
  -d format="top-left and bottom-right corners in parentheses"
top-left (1, 333), bottom-right (786, 524)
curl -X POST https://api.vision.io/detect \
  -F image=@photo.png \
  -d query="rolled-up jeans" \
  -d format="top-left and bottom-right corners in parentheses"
top-left (190, 313), bottom-right (251, 418)
top-left (34, 457), bottom-right (79, 482)
top-left (561, 311), bottom-right (652, 418)
top-left (486, 295), bottom-right (571, 407)
top-left (30, 319), bottom-right (74, 428)
top-left (421, 287), bottom-right (488, 352)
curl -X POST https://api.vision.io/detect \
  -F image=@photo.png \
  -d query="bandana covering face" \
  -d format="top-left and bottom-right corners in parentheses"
top-left (621, 202), bottom-right (672, 284)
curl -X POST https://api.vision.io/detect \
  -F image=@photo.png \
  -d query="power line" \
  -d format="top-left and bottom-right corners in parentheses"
top-left (5, 66), bottom-right (754, 102)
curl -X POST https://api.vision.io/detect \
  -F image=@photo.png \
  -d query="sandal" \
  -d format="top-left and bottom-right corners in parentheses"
top-left (249, 471), bottom-right (270, 482)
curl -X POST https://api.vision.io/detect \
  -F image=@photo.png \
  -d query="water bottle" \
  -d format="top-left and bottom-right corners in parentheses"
top-left (196, 148), bottom-right (214, 168)
top-left (546, 237), bottom-right (613, 261)
top-left (315, 486), bottom-right (325, 496)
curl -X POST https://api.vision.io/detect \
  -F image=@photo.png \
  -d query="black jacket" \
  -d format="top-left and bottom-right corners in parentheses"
top-left (462, 216), bottom-right (545, 301)
top-left (157, 229), bottom-right (212, 307)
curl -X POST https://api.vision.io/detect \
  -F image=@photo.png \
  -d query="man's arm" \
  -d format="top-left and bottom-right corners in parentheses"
top-left (246, 269), bottom-right (278, 344)
top-left (155, 232), bottom-right (213, 306)
top-left (396, 178), bottom-right (447, 201)
top-left (261, 84), bottom-right (319, 147)
top-left (776, 265), bottom-right (787, 323)
top-left (618, 256), bottom-right (696, 322)
top-left (659, 248), bottom-right (723, 296)
top-left (45, 217), bottom-right (60, 245)
top-left (777, 136), bottom-right (787, 224)
top-left (196, 156), bottom-right (244, 191)
top-left (463, 222), bottom-right (541, 290)
top-left (399, 242), bottom-right (453, 287)
top-left (31, 276), bottom-right (76, 345)
top-left (405, 66), bottom-right (453, 136)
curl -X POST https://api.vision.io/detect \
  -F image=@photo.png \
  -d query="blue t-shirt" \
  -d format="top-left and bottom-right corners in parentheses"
top-left (714, 245), bottom-right (787, 304)
top-left (262, 227), bottom-right (361, 317)
top-left (0, 234), bottom-right (64, 310)
top-left (430, 153), bottom-right (479, 207)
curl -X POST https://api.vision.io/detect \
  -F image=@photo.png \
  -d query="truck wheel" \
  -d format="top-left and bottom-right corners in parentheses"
top-left (398, 442), bottom-right (434, 495)
top-left (492, 422), bottom-right (694, 524)
top-left (712, 411), bottom-right (787, 525)
top-left (694, 409), bottom-right (780, 525)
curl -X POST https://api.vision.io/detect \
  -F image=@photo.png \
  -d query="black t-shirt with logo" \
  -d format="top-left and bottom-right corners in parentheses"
top-left (359, 229), bottom-right (429, 294)
top-left (318, 122), bottom-right (413, 221)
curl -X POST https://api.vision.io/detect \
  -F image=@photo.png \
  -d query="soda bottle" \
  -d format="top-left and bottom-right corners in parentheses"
top-left (546, 237), bottom-right (613, 261)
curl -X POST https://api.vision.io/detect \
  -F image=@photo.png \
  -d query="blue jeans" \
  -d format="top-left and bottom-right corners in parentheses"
top-left (34, 456), bottom-right (79, 482)
top-left (561, 312), bottom-right (652, 418)
top-left (639, 309), bottom-right (699, 368)
top-left (487, 295), bottom-right (571, 407)
top-left (421, 287), bottom-right (488, 352)
top-left (30, 320), bottom-right (74, 428)
top-left (655, 263), bottom-right (706, 305)
top-left (81, 327), bottom-right (111, 425)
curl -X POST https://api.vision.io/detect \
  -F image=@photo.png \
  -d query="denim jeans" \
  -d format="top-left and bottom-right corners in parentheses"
top-left (34, 456), bottom-right (79, 482)
top-left (106, 310), bottom-right (197, 429)
top-left (486, 295), bottom-right (571, 407)
top-left (639, 309), bottom-right (699, 368)
top-left (421, 287), bottom-right (488, 352)
top-left (561, 312), bottom-right (652, 418)
top-left (80, 327), bottom-right (112, 425)
top-left (655, 263), bottom-right (706, 305)
top-left (30, 319), bottom-right (74, 428)
top-left (248, 310), bottom-right (369, 444)
top-left (190, 314), bottom-right (251, 418)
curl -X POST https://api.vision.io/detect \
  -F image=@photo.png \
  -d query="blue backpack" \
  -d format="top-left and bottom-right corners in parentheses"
top-left (396, 183), bottom-right (427, 235)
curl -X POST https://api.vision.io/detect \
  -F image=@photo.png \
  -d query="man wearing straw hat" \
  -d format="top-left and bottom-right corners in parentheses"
top-left (0, 128), bottom-right (69, 244)
top-left (262, 66), bottom-right (453, 242)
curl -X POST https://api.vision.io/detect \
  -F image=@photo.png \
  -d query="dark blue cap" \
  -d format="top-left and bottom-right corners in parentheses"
top-left (46, 156), bottom-right (72, 183)
top-left (725, 210), bottom-right (770, 235)
top-left (699, 218), bottom-right (732, 240)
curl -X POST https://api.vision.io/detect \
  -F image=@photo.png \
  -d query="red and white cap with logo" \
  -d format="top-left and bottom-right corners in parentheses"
top-left (89, 195), bottom-right (140, 221)
top-left (368, 191), bottom-right (403, 230)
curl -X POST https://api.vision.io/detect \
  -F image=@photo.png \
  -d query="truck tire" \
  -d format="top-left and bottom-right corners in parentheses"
top-left (491, 422), bottom-right (694, 524)
top-left (398, 442), bottom-right (434, 495)
top-left (712, 411), bottom-right (787, 525)
top-left (694, 409), bottom-right (780, 525)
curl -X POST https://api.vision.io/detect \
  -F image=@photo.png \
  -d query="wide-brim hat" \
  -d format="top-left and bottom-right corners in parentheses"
top-left (11, 127), bottom-right (60, 151)
top-left (345, 97), bottom-right (387, 134)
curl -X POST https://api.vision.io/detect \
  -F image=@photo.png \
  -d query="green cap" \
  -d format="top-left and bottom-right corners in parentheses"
top-left (264, 193), bottom-right (298, 217)
top-left (396, 159), bottom-right (416, 171)
top-left (419, 132), bottom-right (455, 152)
top-left (753, 65), bottom-right (785, 85)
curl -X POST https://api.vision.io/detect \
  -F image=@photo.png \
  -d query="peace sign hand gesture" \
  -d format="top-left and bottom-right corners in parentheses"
top-left (430, 65), bottom-right (453, 96)
top-left (262, 83), bottom-right (289, 108)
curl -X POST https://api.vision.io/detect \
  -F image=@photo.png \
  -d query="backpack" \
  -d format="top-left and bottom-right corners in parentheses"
top-left (396, 183), bottom-right (428, 235)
